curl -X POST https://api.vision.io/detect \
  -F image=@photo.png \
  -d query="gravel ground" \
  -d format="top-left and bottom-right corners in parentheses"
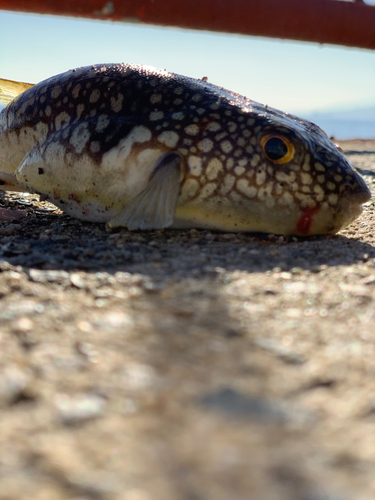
top-left (0, 139), bottom-right (375, 500)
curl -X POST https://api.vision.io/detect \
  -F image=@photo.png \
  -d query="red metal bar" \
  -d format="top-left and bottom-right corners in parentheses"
top-left (1, 0), bottom-right (375, 50)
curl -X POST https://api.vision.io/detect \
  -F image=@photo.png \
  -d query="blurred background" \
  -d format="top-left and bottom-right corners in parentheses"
top-left (1, 8), bottom-right (375, 139)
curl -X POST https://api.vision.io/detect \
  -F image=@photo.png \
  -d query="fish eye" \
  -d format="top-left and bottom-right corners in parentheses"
top-left (260, 134), bottom-right (295, 164)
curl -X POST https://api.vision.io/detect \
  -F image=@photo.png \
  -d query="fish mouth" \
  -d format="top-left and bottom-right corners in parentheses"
top-left (338, 175), bottom-right (372, 228)
top-left (335, 169), bottom-right (372, 232)
top-left (296, 174), bottom-right (372, 236)
top-left (309, 182), bottom-right (372, 235)
top-left (336, 191), bottom-right (371, 229)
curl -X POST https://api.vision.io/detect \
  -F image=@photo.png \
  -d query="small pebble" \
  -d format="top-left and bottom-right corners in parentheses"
top-left (55, 393), bottom-right (106, 425)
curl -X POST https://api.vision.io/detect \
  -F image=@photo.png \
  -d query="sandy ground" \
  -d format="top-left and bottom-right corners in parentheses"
top-left (0, 139), bottom-right (375, 500)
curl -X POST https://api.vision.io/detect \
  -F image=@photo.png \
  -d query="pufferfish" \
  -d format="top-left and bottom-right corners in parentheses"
top-left (0, 63), bottom-right (371, 235)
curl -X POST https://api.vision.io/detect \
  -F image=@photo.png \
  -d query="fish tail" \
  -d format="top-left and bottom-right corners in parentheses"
top-left (0, 78), bottom-right (34, 106)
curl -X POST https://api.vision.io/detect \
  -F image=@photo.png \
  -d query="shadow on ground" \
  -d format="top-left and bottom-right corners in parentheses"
top-left (0, 207), bottom-right (373, 276)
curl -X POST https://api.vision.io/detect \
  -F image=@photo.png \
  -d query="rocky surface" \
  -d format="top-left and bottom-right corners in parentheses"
top-left (0, 139), bottom-right (375, 500)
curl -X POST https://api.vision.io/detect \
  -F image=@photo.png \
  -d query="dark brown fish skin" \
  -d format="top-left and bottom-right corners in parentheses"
top-left (0, 63), bottom-right (371, 234)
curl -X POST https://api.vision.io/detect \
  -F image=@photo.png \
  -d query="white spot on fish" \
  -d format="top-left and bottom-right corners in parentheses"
top-left (188, 156), bottom-right (202, 176)
top-left (302, 155), bottom-right (311, 171)
top-left (198, 138), bottom-right (214, 153)
top-left (185, 124), bottom-right (200, 136)
top-left (51, 86), bottom-right (62, 99)
top-left (157, 131), bottom-right (179, 148)
top-left (111, 94), bottom-right (124, 113)
top-left (55, 112), bottom-right (71, 131)
top-left (76, 103), bottom-right (85, 120)
top-left (150, 93), bottom-right (162, 104)
top-left (315, 162), bottom-right (326, 172)
top-left (276, 171), bottom-right (295, 183)
top-left (96, 114), bottom-right (110, 133)
top-left (251, 154), bottom-right (260, 168)
top-left (328, 193), bottom-right (338, 205)
top-left (89, 89), bottom-right (101, 103)
top-left (18, 97), bottom-right (35, 116)
top-left (34, 122), bottom-right (48, 141)
top-left (238, 158), bottom-right (248, 168)
top-left (234, 166), bottom-right (245, 176)
top-left (301, 173), bottom-right (313, 185)
top-left (215, 132), bottom-right (228, 142)
top-left (226, 158), bottom-right (234, 170)
top-left (72, 84), bottom-right (81, 99)
top-left (70, 123), bottom-right (90, 154)
top-left (256, 168), bottom-right (266, 186)
top-left (181, 178), bottom-right (200, 201)
top-left (221, 140), bottom-right (233, 154)
top-left (237, 179), bottom-right (256, 198)
top-left (149, 111), bottom-right (164, 121)
top-left (206, 158), bottom-right (223, 180)
top-left (220, 174), bottom-right (235, 195)
top-left (102, 125), bottom-right (152, 166)
top-left (304, 198), bottom-right (317, 209)
top-left (206, 122), bottom-right (221, 132)
top-left (200, 182), bottom-right (217, 198)
top-left (279, 191), bottom-right (294, 207)
top-left (172, 111), bottom-right (185, 121)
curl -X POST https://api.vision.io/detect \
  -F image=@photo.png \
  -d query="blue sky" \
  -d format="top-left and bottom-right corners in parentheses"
top-left (1, 10), bottom-right (375, 115)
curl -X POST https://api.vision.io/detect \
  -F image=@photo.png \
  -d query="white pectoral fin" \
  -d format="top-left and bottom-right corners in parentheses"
top-left (107, 152), bottom-right (182, 231)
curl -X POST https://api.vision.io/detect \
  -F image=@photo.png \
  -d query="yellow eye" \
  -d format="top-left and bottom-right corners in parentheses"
top-left (260, 134), bottom-right (295, 164)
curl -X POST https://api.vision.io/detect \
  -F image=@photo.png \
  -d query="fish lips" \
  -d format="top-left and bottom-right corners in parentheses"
top-left (310, 172), bottom-right (372, 235)
top-left (337, 175), bottom-right (372, 226)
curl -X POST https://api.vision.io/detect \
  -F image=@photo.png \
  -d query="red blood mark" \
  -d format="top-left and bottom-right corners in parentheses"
top-left (296, 206), bottom-right (321, 235)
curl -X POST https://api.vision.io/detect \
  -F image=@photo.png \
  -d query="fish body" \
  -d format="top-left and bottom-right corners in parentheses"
top-left (0, 63), bottom-right (371, 235)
